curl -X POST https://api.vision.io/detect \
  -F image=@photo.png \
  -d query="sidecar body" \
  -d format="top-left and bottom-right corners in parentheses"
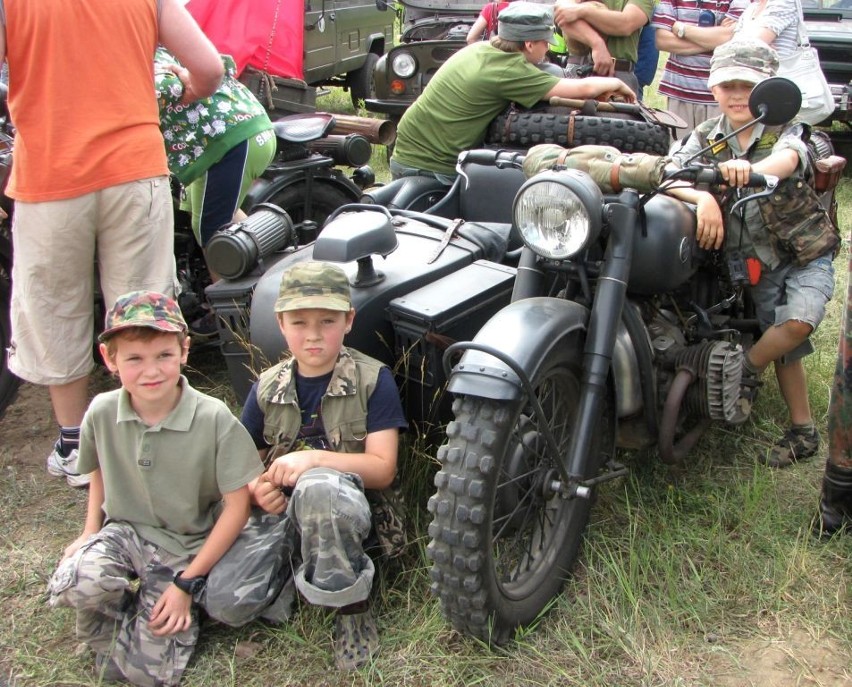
top-left (206, 152), bottom-right (529, 426)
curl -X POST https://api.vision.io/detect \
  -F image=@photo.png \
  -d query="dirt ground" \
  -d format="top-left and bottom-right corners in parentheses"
top-left (1, 375), bottom-right (850, 687)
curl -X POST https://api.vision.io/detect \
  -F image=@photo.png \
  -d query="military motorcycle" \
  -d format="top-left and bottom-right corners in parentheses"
top-left (203, 77), bottom-right (842, 643)
top-left (425, 77), bottom-right (845, 643)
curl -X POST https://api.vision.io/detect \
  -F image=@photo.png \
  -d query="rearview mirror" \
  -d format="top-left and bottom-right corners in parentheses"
top-left (749, 77), bottom-right (802, 126)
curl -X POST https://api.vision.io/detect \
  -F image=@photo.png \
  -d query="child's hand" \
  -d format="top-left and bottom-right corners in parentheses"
top-left (695, 192), bottom-right (724, 250)
top-left (718, 159), bottom-right (753, 188)
top-left (149, 584), bottom-right (193, 637)
top-left (266, 451), bottom-right (318, 489)
top-left (61, 533), bottom-right (94, 562)
top-left (255, 474), bottom-right (289, 515)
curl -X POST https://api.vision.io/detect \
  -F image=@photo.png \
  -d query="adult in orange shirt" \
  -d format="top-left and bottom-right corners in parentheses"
top-left (0, 0), bottom-right (224, 488)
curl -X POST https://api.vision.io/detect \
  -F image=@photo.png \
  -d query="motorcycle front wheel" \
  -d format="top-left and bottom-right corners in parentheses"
top-left (427, 344), bottom-right (607, 643)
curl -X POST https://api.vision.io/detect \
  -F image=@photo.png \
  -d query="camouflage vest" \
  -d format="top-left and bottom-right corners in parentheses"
top-left (691, 119), bottom-right (839, 266)
top-left (256, 347), bottom-right (384, 455)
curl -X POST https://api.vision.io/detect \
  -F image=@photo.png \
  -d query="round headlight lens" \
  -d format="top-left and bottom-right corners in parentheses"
top-left (514, 178), bottom-right (596, 259)
top-left (391, 52), bottom-right (417, 79)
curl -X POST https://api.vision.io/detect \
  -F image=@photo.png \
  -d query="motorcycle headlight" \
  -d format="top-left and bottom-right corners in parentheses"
top-left (513, 170), bottom-right (603, 260)
top-left (391, 52), bottom-right (417, 79)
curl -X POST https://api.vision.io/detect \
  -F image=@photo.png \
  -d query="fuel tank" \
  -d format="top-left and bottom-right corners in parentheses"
top-left (627, 194), bottom-right (701, 296)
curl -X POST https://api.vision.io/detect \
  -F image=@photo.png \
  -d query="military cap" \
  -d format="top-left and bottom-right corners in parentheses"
top-left (708, 38), bottom-right (779, 88)
top-left (99, 290), bottom-right (187, 342)
top-left (274, 261), bottom-right (352, 313)
top-left (498, 2), bottom-right (558, 44)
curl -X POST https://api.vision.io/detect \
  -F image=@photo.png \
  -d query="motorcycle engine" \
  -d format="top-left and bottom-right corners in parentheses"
top-left (650, 313), bottom-right (745, 424)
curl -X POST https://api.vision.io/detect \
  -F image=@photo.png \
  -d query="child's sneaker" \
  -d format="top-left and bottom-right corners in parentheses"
top-left (761, 425), bottom-right (819, 469)
top-left (333, 603), bottom-right (379, 670)
top-left (47, 442), bottom-right (90, 487)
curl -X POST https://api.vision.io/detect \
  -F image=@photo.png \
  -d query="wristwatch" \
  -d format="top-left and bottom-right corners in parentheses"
top-left (173, 570), bottom-right (207, 596)
top-left (675, 23), bottom-right (687, 39)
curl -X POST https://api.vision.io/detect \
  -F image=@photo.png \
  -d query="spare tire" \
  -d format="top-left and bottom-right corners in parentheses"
top-left (485, 109), bottom-right (672, 156)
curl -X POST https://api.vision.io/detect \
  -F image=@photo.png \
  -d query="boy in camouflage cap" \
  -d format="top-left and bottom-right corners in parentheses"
top-left (204, 261), bottom-right (408, 670)
top-left (47, 290), bottom-right (263, 687)
top-left (668, 38), bottom-right (839, 467)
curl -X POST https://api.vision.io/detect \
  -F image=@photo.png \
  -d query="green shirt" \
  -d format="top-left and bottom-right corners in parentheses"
top-left (155, 49), bottom-right (274, 185)
top-left (78, 377), bottom-right (263, 556)
top-left (567, 0), bottom-right (655, 62)
top-left (393, 42), bottom-right (560, 175)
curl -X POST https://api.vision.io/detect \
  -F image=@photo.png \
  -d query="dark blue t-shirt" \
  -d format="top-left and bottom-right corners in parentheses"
top-left (241, 365), bottom-right (407, 450)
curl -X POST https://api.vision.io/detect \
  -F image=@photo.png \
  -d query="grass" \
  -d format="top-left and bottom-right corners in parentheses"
top-left (2, 94), bottom-right (851, 686)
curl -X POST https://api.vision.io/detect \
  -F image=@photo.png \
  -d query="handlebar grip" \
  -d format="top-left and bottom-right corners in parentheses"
top-left (459, 149), bottom-right (526, 167)
top-left (692, 167), bottom-right (770, 188)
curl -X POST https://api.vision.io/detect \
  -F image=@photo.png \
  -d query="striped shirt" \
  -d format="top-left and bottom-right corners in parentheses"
top-left (734, 0), bottom-right (801, 58)
top-left (653, 0), bottom-right (749, 104)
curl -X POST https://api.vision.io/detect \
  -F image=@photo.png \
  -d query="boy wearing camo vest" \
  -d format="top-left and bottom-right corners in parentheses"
top-left (668, 37), bottom-right (839, 468)
top-left (204, 261), bottom-right (407, 670)
top-left (47, 291), bottom-right (263, 687)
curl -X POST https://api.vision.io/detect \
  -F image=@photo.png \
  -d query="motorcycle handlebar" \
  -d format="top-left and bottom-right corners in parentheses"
top-left (670, 166), bottom-right (776, 189)
top-left (457, 149), bottom-right (526, 169)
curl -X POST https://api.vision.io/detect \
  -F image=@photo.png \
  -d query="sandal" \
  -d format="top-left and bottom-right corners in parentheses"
top-left (761, 425), bottom-right (819, 468)
top-left (333, 603), bottom-right (379, 670)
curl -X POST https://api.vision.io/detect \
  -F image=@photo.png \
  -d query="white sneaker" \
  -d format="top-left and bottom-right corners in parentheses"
top-left (46, 443), bottom-right (90, 488)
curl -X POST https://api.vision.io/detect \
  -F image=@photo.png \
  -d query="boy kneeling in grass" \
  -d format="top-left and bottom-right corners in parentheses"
top-left (48, 291), bottom-right (263, 687)
top-left (667, 37), bottom-right (840, 467)
top-left (204, 261), bottom-right (408, 671)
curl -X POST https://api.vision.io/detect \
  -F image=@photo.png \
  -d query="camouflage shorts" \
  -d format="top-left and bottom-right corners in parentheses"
top-left (204, 467), bottom-right (375, 625)
top-left (47, 522), bottom-right (196, 687)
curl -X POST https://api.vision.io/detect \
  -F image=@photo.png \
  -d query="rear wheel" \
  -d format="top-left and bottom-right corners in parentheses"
top-left (267, 181), bottom-right (355, 230)
top-left (427, 342), bottom-right (609, 643)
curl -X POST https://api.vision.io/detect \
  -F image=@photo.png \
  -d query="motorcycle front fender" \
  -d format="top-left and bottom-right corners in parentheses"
top-left (446, 297), bottom-right (589, 402)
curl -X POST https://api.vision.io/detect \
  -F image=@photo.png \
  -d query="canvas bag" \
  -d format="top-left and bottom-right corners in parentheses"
top-left (777, 0), bottom-right (834, 126)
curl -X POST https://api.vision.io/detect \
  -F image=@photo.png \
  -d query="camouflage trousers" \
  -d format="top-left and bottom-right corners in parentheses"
top-left (47, 522), bottom-right (197, 687)
top-left (827, 249), bottom-right (852, 469)
top-left (203, 467), bottom-right (374, 627)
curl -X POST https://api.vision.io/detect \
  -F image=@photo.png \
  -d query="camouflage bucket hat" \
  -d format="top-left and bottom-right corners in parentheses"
top-left (708, 38), bottom-right (779, 88)
top-left (274, 261), bottom-right (352, 313)
top-left (99, 291), bottom-right (188, 342)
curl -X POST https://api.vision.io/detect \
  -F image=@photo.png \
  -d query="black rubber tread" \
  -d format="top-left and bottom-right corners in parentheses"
top-left (426, 346), bottom-right (608, 643)
top-left (349, 52), bottom-right (380, 107)
top-left (267, 181), bottom-right (356, 229)
top-left (485, 110), bottom-right (671, 156)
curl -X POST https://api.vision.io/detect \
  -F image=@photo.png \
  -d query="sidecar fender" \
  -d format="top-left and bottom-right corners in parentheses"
top-left (446, 297), bottom-right (589, 402)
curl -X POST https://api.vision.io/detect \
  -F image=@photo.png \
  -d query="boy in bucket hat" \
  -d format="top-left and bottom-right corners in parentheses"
top-left (668, 38), bottom-right (840, 467)
top-left (47, 291), bottom-right (263, 687)
top-left (204, 261), bottom-right (408, 670)
top-left (391, 1), bottom-right (636, 183)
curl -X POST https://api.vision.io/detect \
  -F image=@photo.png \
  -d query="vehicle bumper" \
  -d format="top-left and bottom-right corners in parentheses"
top-left (364, 99), bottom-right (412, 116)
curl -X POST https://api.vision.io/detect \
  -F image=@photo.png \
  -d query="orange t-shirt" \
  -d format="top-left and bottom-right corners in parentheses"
top-left (4, 0), bottom-right (168, 202)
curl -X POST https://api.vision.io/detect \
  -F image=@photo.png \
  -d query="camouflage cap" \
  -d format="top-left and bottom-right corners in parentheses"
top-left (708, 38), bottom-right (779, 88)
top-left (99, 291), bottom-right (188, 342)
top-left (274, 261), bottom-right (351, 313)
top-left (498, 2), bottom-right (558, 45)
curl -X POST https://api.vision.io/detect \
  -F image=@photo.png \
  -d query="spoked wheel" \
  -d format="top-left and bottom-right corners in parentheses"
top-left (427, 344), bottom-right (609, 643)
top-left (267, 181), bottom-right (355, 230)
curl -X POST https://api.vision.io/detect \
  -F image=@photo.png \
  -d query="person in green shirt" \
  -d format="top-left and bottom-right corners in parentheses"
top-left (391, 1), bottom-right (635, 181)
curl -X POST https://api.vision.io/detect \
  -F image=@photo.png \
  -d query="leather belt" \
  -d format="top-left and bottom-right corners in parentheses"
top-left (565, 55), bottom-right (635, 73)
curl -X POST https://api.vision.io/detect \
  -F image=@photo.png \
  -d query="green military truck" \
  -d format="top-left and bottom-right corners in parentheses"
top-left (188, 0), bottom-right (396, 115)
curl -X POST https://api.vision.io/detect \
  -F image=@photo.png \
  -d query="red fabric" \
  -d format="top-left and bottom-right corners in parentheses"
top-left (186, 0), bottom-right (304, 79)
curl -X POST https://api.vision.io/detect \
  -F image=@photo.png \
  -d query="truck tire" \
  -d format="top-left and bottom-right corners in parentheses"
top-left (485, 109), bottom-right (671, 155)
top-left (349, 53), bottom-right (380, 108)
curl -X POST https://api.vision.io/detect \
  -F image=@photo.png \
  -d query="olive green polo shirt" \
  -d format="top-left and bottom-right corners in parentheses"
top-left (78, 376), bottom-right (263, 556)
